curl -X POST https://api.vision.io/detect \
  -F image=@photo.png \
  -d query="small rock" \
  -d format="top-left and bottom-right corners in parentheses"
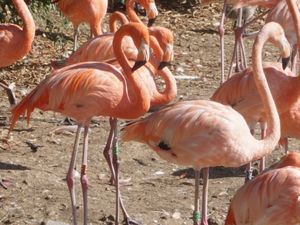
top-left (172, 212), bottom-right (181, 219)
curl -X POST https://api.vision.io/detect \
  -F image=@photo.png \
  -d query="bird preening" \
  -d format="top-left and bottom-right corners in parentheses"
top-left (2, 0), bottom-right (300, 225)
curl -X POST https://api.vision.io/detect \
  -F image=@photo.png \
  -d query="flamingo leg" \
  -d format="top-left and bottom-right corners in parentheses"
top-left (284, 137), bottom-right (289, 154)
top-left (219, 0), bottom-right (227, 84)
top-left (73, 26), bottom-right (79, 52)
top-left (103, 117), bottom-right (117, 185)
top-left (104, 118), bottom-right (140, 225)
top-left (81, 125), bottom-right (89, 225)
top-left (193, 169), bottom-right (201, 225)
top-left (259, 127), bottom-right (267, 172)
top-left (66, 125), bottom-right (82, 225)
top-left (0, 80), bottom-right (16, 106)
top-left (111, 118), bottom-right (120, 225)
top-left (245, 128), bottom-right (255, 183)
top-left (201, 168), bottom-right (209, 225)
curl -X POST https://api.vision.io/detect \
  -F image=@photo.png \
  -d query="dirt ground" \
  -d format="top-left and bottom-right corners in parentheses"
top-left (0, 2), bottom-right (298, 225)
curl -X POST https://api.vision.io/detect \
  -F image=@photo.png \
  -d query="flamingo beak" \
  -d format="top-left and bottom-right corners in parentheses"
top-left (132, 61), bottom-right (147, 72)
top-left (158, 61), bottom-right (171, 70)
top-left (147, 18), bottom-right (156, 27)
top-left (281, 56), bottom-right (290, 70)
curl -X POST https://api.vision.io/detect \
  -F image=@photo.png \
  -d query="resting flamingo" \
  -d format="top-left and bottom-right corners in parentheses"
top-left (211, 0), bottom-right (300, 172)
top-left (121, 21), bottom-right (287, 225)
top-left (225, 152), bottom-right (300, 225)
top-left (0, 0), bottom-right (35, 106)
top-left (9, 22), bottom-right (155, 225)
top-left (53, 0), bottom-right (108, 51)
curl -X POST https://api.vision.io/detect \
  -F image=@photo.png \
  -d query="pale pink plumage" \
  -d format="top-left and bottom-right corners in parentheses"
top-left (0, 0), bottom-right (35, 105)
top-left (54, 0), bottom-right (108, 50)
top-left (9, 22), bottom-right (153, 225)
top-left (121, 22), bottom-right (283, 225)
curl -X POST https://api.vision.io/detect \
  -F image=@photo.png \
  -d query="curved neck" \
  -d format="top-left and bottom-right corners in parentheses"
top-left (152, 67), bottom-right (177, 106)
top-left (286, 0), bottom-right (300, 70)
top-left (13, 0), bottom-right (35, 44)
top-left (113, 26), bottom-right (150, 116)
top-left (251, 33), bottom-right (280, 159)
top-left (126, 0), bottom-right (143, 23)
top-left (109, 11), bottom-right (129, 32)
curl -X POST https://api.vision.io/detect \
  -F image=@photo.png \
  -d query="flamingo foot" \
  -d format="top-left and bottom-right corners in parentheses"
top-left (0, 179), bottom-right (12, 189)
top-left (123, 217), bottom-right (141, 225)
top-left (109, 177), bottom-right (132, 187)
top-left (61, 117), bottom-right (76, 126)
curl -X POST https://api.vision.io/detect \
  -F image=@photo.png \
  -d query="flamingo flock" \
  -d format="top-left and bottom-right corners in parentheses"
top-left (2, 0), bottom-right (300, 225)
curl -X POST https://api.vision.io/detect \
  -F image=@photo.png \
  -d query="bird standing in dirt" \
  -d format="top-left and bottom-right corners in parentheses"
top-left (53, 0), bottom-right (108, 51)
top-left (0, 0), bottom-right (35, 189)
top-left (121, 21), bottom-right (287, 225)
top-left (211, 0), bottom-right (300, 170)
top-left (9, 22), bottom-right (155, 225)
top-left (0, 0), bottom-right (35, 106)
top-left (225, 152), bottom-right (300, 225)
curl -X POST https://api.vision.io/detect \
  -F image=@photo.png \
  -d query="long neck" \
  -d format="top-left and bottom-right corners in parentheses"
top-left (126, 0), bottom-right (143, 23)
top-left (113, 29), bottom-right (150, 117)
top-left (152, 67), bottom-right (177, 106)
top-left (109, 11), bottom-right (129, 32)
top-left (13, 0), bottom-right (35, 44)
top-left (148, 36), bottom-right (177, 105)
top-left (286, 0), bottom-right (300, 71)
top-left (251, 34), bottom-right (281, 159)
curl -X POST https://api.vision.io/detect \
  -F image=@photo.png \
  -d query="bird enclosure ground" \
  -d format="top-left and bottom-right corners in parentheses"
top-left (0, 2), bottom-right (298, 225)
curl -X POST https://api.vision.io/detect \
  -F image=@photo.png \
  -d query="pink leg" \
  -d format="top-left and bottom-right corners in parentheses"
top-left (193, 169), bottom-right (201, 225)
top-left (81, 125), bottom-right (89, 225)
top-left (73, 26), bottom-right (79, 52)
top-left (0, 80), bottom-right (16, 106)
top-left (66, 125), bottom-right (82, 225)
top-left (113, 119), bottom-right (140, 225)
top-left (103, 118), bottom-right (117, 185)
top-left (219, 0), bottom-right (227, 84)
top-left (259, 127), bottom-right (266, 172)
top-left (201, 168), bottom-right (209, 225)
top-left (111, 119), bottom-right (120, 225)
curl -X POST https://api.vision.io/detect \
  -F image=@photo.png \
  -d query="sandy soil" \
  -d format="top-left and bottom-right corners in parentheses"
top-left (0, 2), bottom-right (298, 225)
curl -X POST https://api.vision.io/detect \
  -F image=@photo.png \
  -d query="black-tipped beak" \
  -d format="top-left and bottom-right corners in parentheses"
top-left (158, 61), bottom-right (171, 70)
top-left (282, 56), bottom-right (290, 70)
top-left (132, 61), bottom-right (147, 72)
top-left (147, 18), bottom-right (156, 27)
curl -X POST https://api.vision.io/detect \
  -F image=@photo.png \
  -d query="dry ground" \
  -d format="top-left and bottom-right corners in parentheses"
top-left (0, 2), bottom-right (298, 225)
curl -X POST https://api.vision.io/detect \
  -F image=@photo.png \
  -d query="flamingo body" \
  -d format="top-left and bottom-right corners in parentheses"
top-left (225, 166), bottom-right (300, 225)
top-left (56, 0), bottom-right (108, 36)
top-left (122, 100), bottom-right (269, 167)
top-left (0, 0), bottom-right (35, 67)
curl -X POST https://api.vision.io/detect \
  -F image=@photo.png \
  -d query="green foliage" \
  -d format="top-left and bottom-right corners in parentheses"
top-left (0, 0), bottom-right (53, 23)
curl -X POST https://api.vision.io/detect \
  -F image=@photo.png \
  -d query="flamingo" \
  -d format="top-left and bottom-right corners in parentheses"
top-left (8, 22), bottom-right (156, 225)
top-left (121, 21), bottom-right (286, 225)
top-left (0, 0), bottom-right (35, 106)
top-left (0, 0), bottom-right (35, 189)
top-left (211, 0), bottom-right (300, 171)
top-left (225, 154), bottom-right (300, 225)
top-left (53, 0), bottom-right (108, 51)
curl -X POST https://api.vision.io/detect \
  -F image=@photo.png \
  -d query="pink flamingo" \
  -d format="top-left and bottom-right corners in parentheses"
top-left (53, 0), bottom-right (108, 51)
top-left (121, 21), bottom-right (285, 225)
top-left (0, 0), bottom-right (35, 106)
top-left (9, 22), bottom-right (155, 225)
top-left (0, 0), bottom-right (35, 189)
top-left (225, 153), bottom-right (300, 225)
top-left (211, 0), bottom-right (300, 172)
